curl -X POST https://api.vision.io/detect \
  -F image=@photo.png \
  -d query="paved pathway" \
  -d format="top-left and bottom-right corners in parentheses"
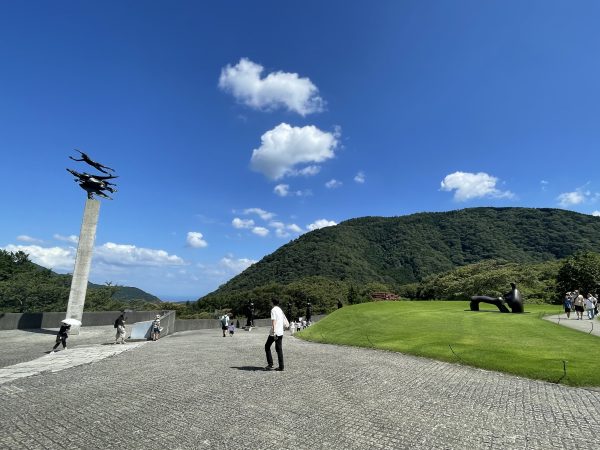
top-left (0, 327), bottom-right (599, 449)
top-left (544, 313), bottom-right (600, 336)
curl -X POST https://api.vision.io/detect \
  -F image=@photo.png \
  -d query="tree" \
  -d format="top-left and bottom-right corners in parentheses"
top-left (347, 285), bottom-right (358, 305)
top-left (556, 252), bottom-right (600, 297)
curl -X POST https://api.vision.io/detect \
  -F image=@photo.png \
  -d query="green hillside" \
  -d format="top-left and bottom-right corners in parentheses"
top-left (0, 250), bottom-right (161, 312)
top-left (198, 208), bottom-right (600, 317)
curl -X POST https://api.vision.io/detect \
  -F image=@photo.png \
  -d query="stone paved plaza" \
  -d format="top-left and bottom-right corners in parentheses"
top-left (0, 326), bottom-right (599, 449)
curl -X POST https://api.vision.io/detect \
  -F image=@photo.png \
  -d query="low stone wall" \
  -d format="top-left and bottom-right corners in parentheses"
top-left (0, 311), bottom-right (175, 331)
top-left (175, 314), bottom-right (325, 332)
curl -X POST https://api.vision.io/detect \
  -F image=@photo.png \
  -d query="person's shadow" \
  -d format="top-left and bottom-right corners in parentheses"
top-left (231, 366), bottom-right (266, 371)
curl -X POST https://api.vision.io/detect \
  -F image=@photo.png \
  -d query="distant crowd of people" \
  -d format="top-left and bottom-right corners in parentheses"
top-left (564, 290), bottom-right (598, 320)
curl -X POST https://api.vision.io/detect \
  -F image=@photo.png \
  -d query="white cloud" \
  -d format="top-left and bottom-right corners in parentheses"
top-left (95, 243), bottom-right (185, 267)
top-left (591, 211), bottom-right (600, 217)
top-left (557, 191), bottom-right (586, 207)
top-left (16, 235), bottom-right (43, 244)
top-left (218, 57), bottom-right (324, 116)
top-left (440, 171), bottom-right (514, 202)
top-left (2, 244), bottom-right (75, 270)
top-left (252, 227), bottom-right (269, 237)
top-left (306, 219), bottom-right (337, 231)
top-left (354, 171), bottom-right (366, 184)
top-left (186, 231), bottom-right (208, 248)
top-left (325, 179), bottom-right (343, 189)
top-left (232, 217), bottom-right (255, 229)
top-left (274, 184), bottom-right (290, 197)
top-left (220, 255), bottom-right (257, 274)
top-left (243, 208), bottom-right (275, 221)
top-left (287, 223), bottom-right (303, 233)
top-left (250, 123), bottom-right (339, 180)
top-left (53, 234), bottom-right (79, 244)
top-left (295, 165), bottom-right (321, 177)
top-left (273, 184), bottom-right (311, 197)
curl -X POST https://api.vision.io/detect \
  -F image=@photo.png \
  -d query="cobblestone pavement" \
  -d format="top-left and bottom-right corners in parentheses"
top-left (0, 326), bottom-right (132, 369)
top-left (0, 328), bottom-right (599, 449)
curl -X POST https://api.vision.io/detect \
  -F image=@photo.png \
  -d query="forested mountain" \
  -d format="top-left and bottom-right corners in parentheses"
top-left (198, 208), bottom-right (600, 317)
top-left (0, 250), bottom-right (161, 312)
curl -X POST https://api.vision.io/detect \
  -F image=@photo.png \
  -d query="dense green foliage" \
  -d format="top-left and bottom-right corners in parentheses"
top-left (0, 250), bottom-right (161, 312)
top-left (556, 252), bottom-right (600, 296)
top-left (402, 259), bottom-right (561, 302)
top-left (299, 302), bottom-right (600, 386)
top-left (198, 208), bottom-right (600, 315)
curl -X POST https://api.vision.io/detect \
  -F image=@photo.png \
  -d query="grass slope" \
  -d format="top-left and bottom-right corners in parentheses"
top-left (298, 302), bottom-right (600, 387)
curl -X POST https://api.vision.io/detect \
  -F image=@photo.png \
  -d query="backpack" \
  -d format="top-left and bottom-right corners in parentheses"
top-left (114, 319), bottom-right (118, 328)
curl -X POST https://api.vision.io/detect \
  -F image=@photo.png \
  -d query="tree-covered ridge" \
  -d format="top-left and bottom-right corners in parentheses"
top-left (0, 250), bottom-right (161, 312)
top-left (205, 207), bottom-right (600, 298)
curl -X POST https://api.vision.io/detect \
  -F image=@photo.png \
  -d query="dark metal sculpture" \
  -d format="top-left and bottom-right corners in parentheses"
top-left (69, 149), bottom-right (115, 174)
top-left (470, 282), bottom-right (524, 313)
top-left (67, 151), bottom-right (118, 200)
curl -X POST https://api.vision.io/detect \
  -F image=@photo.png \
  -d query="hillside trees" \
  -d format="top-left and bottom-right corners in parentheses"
top-left (556, 252), bottom-right (600, 295)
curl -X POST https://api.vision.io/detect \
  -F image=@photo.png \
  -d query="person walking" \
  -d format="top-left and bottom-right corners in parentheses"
top-left (220, 313), bottom-right (230, 337)
top-left (585, 294), bottom-right (595, 320)
top-left (573, 291), bottom-right (585, 320)
top-left (151, 314), bottom-right (161, 341)
top-left (306, 302), bottom-right (312, 325)
top-left (114, 312), bottom-right (127, 344)
top-left (563, 292), bottom-right (573, 319)
top-left (265, 299), bottom-right (289, 371)
top-left (50, 322), bottom-right (71, 353)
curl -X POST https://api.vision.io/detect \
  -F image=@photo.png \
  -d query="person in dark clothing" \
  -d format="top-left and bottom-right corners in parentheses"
top-left (51, 323), bottom-right (71, 353)
top-left (246, 302), bottom-right (255, 328)
top-left (337, 299), bottom-right (343, 309)
top-left (306, 302), bottom-right (312, 324)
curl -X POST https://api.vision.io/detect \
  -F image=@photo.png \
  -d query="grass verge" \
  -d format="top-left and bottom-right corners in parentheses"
top-left (297, 301), bottom-right (600, 386)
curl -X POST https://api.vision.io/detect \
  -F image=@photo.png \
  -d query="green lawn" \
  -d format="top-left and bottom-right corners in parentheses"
top-left (297, 301), bottom-right (600, 386)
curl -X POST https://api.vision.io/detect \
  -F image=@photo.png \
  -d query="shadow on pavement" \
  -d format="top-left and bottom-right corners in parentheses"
top-left (231, 366), bottom-right (266, 372)
top-left (20, 328), bottom-right (57, 335)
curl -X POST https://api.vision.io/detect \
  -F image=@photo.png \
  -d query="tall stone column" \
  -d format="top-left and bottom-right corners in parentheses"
top-left (66, 198), bottom-right (100, 333)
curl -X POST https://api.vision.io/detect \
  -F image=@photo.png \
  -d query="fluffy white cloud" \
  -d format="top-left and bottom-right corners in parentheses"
top-left (354, 171), bottom-right (366, 184)
top-left (557, 191), bottom-right (586, 207)
top-left (53, 234), bottom-right (79, 244)
top-left (232, 217), bottom-right (255, 229)
top-left (95, 243), bottom-right (185, 267)
top-left (592, 211), bottom-right (600, 217)
top-left (250, 123), bottom-right (339, 180)
top-left (2, 244), bottom-right (75, 270)
top-left (274, 184), bottom-right (290, 197)
top-left (295, 165), bottom-right (321, 176)
top-left (252, 227), bottom-right (270, 237)
top-left (218, 57), bottom-right (324, 116)
top-left (306, 219), bottom-right (337, 231)
top-left (220, 255), bottom-right (257, 274)
top-left (287, 223), bottom-right (303, 233)
top-left (243, 208), bottom-right (275, 221)
top-left (325, 179), bottom-right (343, 189)
top-left (16, 235), bottom-right (43, 244)
top-left (186, 231), bottom-right (208, 248)
top-left (440, 171), bottom-right (514, 201)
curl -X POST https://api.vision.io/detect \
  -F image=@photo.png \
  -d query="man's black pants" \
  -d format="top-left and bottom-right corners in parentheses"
top-left (265, 335), bottom-right (284, 369)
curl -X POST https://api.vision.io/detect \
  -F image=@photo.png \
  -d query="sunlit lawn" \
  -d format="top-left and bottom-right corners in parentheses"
top-left (298, 301), bottom-right (600, 386)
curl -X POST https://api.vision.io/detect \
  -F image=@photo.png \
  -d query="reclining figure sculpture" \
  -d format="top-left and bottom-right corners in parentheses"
top-left (470, 282), bottom-right (524, 313)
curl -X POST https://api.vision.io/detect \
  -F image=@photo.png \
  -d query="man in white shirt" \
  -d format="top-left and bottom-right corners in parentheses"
top-left (265, 299), bottom-right (287, 371)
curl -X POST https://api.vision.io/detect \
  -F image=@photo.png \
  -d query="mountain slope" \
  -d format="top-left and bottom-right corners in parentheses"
top-left (204, 207), bottom-right (600, 298)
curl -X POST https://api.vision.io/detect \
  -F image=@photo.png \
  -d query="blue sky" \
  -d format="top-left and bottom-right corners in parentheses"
top-left (2, 1), bottom-right (600, 300)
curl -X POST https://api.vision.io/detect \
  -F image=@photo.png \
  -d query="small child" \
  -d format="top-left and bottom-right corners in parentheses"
top-left (50, 322), bottom-right (71, 353)
top-left (228, 322), bottom-right (235, 336)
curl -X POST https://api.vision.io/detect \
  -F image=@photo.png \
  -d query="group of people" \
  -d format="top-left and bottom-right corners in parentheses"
top-left (219, 314), bottom-right (237, 337)
top-left (564, 290), bottom-right (598, 320)
top-left (50, 312), bottom-right (163, 353)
